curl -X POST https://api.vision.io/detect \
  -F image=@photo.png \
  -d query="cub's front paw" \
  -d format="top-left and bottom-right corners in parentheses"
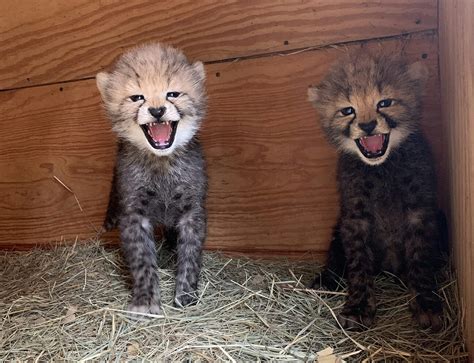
top-left (127, 303), bottom-right (162, 319)
top-left (410, 295), bottom-right (443, 332)
top-left (414, 309), bottom-right (442, 332)
top-left (174, 292), bottom-right (198, 308)
top-left (338, 304), bottom-right (376, 330)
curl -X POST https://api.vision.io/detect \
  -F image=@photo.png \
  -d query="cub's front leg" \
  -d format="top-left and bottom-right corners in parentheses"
top-left (405, 209), bottom-right (443, 331)
top-left (119, 212), bottom-right (161, 316)
top-left (338, 206), bottom-right (376, 330)
top-left (174, 204), bottom-right (207, 308)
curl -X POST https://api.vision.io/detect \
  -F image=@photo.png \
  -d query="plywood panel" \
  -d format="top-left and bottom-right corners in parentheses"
top-left (0, 33), bottom-right (442, 256)
top-left (439, 0), bottom-right (474, 356)
top-left (0, 0), bottom-right (437, 90)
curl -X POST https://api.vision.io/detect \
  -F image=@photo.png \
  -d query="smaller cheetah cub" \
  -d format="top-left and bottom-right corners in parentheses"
top-left (308, 52), bottom-right (444, 331)
top-left (96, 43), bottom-right (207, 315)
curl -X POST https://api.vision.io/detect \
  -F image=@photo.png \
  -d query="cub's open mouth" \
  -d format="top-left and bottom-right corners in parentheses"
top-left (140, 121), bottom-right (179, 150)
top-left (355, 133), bottom-right (390, 159)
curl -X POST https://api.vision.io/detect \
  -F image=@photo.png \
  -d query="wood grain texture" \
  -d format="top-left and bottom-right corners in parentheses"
top-left (439, 0), bottom-right (474, 356)
top-left (0, 33), bottom-right (443, 257)
top-left (0, 0), bottom-right (437, 90)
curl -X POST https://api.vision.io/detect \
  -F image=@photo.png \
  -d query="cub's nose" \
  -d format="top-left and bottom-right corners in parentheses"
top-left (148, 106), bottom-right (166, 120)
top-left (359, 120), bottom-right (377, 134)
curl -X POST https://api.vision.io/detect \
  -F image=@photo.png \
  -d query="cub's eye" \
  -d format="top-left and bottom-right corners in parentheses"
top-left (340, 106), bottom-right (355, 116)
top-left (130, 95), bottom-right (145, 102)
top-left (166, 92), bottom-right (181, 99)
top-left (377, 99), bottom-right (393, 108)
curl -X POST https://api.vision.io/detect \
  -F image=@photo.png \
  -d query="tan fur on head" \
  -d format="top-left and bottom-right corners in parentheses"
top-left (96, 42), bottom-right (206, 157)
top-left (407, 61), bottom-right (429, 84)
top-left (307, 86), bottom-right (319, 103)
top-left (308, 51), bottom-right (427, 166)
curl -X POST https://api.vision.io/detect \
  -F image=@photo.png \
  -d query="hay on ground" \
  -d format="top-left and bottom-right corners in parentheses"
top-left (0, 240), bottom-right (468, 361)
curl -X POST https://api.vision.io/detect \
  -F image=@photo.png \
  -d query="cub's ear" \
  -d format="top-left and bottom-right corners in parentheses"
top-left (96, 72), bottom-right (110, 100)
top-left (407, 61), bottom-right (429, 83)
top-left (192, 61), bottom-right (206, 81)
top-left (307, 86), bottom-right (319, 103)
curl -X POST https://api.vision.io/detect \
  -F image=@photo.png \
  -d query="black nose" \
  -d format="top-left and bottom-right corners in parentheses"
top-left (359, 120), bottom-right (377, 134)
top-left (148, 106), bottom-right (166, 120)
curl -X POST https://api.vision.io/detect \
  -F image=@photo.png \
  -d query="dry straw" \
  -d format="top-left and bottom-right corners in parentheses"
top-left (0, 240), bottom-right (467, 361)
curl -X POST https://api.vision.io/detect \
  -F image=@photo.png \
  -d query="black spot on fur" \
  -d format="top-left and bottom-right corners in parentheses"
top-left (355, 201), bottom-right (365, 211)
top-left (182, 204), bottom-right (192, 213)
top-left (403, 176), bottom-right (413, 184)
top-left (414, 228), bottom-right (424, 237)
top-left (364, 181), bottom-right (374, 190)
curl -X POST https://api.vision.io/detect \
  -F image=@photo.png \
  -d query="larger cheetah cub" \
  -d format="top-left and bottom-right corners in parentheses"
top-left (96, 43), bottom-right (207, 315)
top-left (308, 52), bottom-right (444, 331)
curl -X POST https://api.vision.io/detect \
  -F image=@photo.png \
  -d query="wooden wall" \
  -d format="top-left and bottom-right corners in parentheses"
top-left (0, 0), bottom-right (444, 257)
top-left (439, 0), bottom-right (474, 355)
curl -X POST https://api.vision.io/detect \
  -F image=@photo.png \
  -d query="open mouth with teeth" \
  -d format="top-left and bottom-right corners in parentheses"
top-left (140, 121), bottom-right (179, 149)
top-left (355, 133), bottom-right (390, 159)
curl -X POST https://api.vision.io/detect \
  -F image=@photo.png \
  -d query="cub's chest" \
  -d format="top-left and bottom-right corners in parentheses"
top-left (358, 173), bottom-right (406, 230)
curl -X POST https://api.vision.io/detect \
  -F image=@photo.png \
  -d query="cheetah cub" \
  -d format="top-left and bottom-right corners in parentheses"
top-left (96, 43), bottom-right (207, 315)
top-left (308, 52), bottom-right (443, 331)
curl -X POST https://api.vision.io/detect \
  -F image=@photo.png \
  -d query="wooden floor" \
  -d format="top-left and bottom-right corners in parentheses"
top-left (0, 0), bottom-right (445, 257)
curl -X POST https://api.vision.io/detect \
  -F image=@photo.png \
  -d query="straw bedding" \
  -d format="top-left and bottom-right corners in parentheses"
top-left (0, 240), bottom-right (467, 361)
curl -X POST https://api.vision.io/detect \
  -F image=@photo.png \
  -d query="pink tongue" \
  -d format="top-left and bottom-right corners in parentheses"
top-left (149, 123), bottom-right (171, 144)
top-left (362, 134), bottom-right (384, 153)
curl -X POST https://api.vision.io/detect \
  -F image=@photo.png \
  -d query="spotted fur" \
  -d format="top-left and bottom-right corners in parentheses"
top-left (308, 52), bottom-right (444, 331)
top-left (96, 43), bottom-right (207, 315)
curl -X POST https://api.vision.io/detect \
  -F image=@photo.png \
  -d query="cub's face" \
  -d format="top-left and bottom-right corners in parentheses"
top-left (308, 53), bottom-right (427, 166)
top-left (96, 43), bottom-right (206, 156)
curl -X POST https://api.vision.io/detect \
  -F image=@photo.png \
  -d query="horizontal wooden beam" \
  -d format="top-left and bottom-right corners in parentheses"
top-left (0, 0), bottom-right (437, 90)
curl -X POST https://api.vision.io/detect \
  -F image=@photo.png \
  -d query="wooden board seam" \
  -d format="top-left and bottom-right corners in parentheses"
top-left (0, 29), bottom-right (437, 93)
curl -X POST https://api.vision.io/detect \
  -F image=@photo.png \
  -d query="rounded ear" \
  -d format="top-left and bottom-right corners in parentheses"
top-left (96, 72), bottom-right (110, 100)
top-left (307, 86), bottom-right (320, 103)
top-left (192, 61), bottom-right (206, 81)
top-left (407, 61), bottom-right (429, 83)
